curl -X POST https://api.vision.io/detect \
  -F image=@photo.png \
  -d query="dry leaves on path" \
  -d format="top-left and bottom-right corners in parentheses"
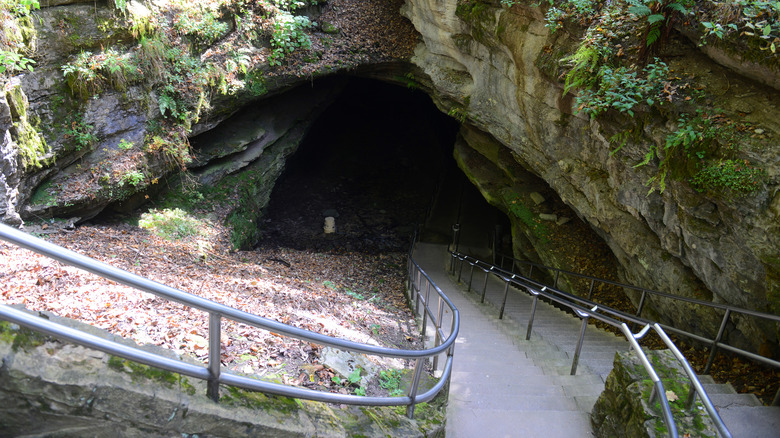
top-left (0, 221), bottom-right (422, 396)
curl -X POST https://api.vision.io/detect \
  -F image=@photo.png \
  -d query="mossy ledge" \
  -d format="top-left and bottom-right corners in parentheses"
top-left (0, 307), bottom-right (446, 437)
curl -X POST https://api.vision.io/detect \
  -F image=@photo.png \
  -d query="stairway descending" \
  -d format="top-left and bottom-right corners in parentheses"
top-left (415, 243), bottom-right (780, 437)
top-left (698, 376), bottom-right (780, 437)
top-left (415, 243), bottom-right (616, 437)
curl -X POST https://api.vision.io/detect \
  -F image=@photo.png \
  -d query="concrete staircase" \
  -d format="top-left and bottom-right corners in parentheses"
top-left (414, 243), bottom-right (780, 437)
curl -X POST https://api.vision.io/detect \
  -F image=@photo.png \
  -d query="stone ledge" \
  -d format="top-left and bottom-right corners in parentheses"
top-left (0, 307), bottom-right (445, 437)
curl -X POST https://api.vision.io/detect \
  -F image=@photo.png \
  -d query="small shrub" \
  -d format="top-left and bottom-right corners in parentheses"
top-left (379, 369), bottom-right (405, 397)
top-left (144, 134), bottom-right (192, 170)
top-left (120, 170), bottom-right (145, 187)
top-left (173, 7), bottom-right (229, 49)
top-left (64, 118), bottom-right (97, 151)
top-left (0, 50), bottom-right (35, 76)
top-left (690, 159), bottom-right (765, 194)
top-left (118, 138), bottom-right (134, 150)
top-left (61, 49), bottom-right (139, 99)
top-left (575, 59), bottom-right (670, 117)
top-left (139, 208), bottom-right (205, 240)
top-left (269, 12), bottom-right (314, 66)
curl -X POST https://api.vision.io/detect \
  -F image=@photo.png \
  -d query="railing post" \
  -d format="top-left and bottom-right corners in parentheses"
top-left (587, 279), bottom-right (595, 300)
top-left (480, 268), bottom-right (490, 303)
top-left (450, 224), bottom-right (460, 272)
top-left (704, 309), bottom-right (732, 374)
top-left (554, 271), bottom-right (560, 288)
top-left (467, 263), bottom-right (475, 292)
top-left (635, 290), bottom-right (647, 317)
top-left (433, 297), bottom-right (444, 371)
top-left (526, 288), bottom-right (542, 340)
top-left (453, 223), bottom-right (461, 253)
top-left (527, 265), bottom-right (533, 279)
top-left (422, 282), bottom-right (430, 339)
top-left (207, 312), bottom-right (221, 402)
top-left (571, 308), bottom-right (593, 375)
top-left (414, 269), bottom-right (422, 315)
top-left (406, 359), bottom-right (426, 419)
top-left (499, 276), bottom-right (513, 319)
top-left (457, 257), bottom-right (464, 283)
top-left (632, 290), bottom-right (648, 332)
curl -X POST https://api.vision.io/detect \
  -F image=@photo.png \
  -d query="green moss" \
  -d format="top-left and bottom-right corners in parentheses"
top-left (501, 189), bottom-right (548, 243)
top-left (245, 70), bottom-right (268, 97)
top-left (5, 85), bottom-right (51, 170)
top-left (107, 355), bottom-right (180, 387)
top-left (210, 168), bottom-right (266, 250)
top-left (28, 181), bottom-right (56, 207)
top-left (455, 0), bottom-right (497, 45)
top-left (220, 385), bottom-right (299, 413)
top-left (0, 321), bottom-right (49, 352)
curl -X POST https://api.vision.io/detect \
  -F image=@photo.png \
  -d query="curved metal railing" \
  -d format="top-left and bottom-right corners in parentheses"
top-left (495, 251), bottom-right (780, 404)
top-left (0, 222), bottom-right (459, 419)
top-left (450, 250), bottom-right (733, 438)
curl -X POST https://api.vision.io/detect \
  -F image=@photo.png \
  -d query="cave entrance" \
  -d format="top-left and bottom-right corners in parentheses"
top-left (259, 76), bottom-right (506, 254)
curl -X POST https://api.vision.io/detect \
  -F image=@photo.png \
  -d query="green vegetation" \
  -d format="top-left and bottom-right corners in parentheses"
top-left (120, 170), bottom-right (145, 188)
top-left (107, 355), bottom-right (197, 394)
top-left (0, 320), bottom-right (48, 352)
top-left (269, 12), bottom-right (315, 66)
top-left (448, 106), bottom-right (468, 123)
top-left (118, 138), bottom-right (135, 150)
top-left (64, 116), bottom-right (97, 152)
top-left (173, 6), bottom-right (229, 50)
top-left (379, 369), bottom-right (405, 397)
top-left (502, 190), bottom-right (548, 242)
top-left (690, 159), bottom-right (765, 194)
top-left (61, 49), bottom-right (140, 100)
top-left (0, 0), bottom-right (39, 78)
top-left (332, 367), bottom-right (367, 396)
top-left (138, 208), bottom-right (206, 241)
top-left (0, 49), bottom-right (34, 75)
top-left (634, 110), bottom-right (764, 195)
top-left (575, 59), bottom-right (669, 117)
top-left (220, 385), bottom-right (299, 413)
top-left (497, 1), bottom-right (771, 198)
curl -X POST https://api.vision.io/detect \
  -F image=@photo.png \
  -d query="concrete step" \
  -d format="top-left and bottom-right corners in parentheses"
top-left (718, 405), bottom-right (780, 438)
top-left (702, 383), bottom-right (737, 395)
top-left (710, 392), bottom-right (763, 408)
top-left (448, 392), bottom-right (581, 412)
top-left (445, 408), bottom-right (593, 438)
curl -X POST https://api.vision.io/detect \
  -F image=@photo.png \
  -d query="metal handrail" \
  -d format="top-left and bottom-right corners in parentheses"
top-left (0, 223), bottom-right (459, 419)
top-left (497, 252), bottom-right (780, 398)
top-left (450, 250), bottom-right (733, 438)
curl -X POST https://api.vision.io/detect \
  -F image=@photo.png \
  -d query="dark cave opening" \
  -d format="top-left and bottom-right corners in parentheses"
top-left (259, 76), bottom-right (506, 253)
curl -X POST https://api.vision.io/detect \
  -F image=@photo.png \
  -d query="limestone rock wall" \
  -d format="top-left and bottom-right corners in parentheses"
top-left (402, 0), bottom-right (780, 354)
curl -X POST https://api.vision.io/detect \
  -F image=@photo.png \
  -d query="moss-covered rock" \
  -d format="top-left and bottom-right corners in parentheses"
top-left (592, 349), bottom-right (718, 438)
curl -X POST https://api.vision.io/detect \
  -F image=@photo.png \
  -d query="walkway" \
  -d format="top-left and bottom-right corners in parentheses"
top-left (414, 242), bottom-right (628, 437)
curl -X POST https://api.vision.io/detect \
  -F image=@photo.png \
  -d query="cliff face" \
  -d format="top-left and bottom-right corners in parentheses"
top-left (401, 0), bottom-right (779, 353)
top-left (1, 0), bottom-right (778, 353)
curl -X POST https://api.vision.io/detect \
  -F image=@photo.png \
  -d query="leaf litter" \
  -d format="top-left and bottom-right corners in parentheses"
top-left (0, 220), bottom-right (423, 396)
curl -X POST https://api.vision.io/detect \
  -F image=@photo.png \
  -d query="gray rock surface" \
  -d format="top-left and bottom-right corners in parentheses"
top-left (402, 0), bottom-right (780, 354)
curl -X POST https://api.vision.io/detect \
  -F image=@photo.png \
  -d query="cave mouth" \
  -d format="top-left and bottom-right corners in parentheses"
top-left (258, 76), bottom-right (495, 254)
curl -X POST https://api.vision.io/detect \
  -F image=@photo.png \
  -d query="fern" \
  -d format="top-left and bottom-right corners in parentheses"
top-left (158, 93), bottom-right (179, 119)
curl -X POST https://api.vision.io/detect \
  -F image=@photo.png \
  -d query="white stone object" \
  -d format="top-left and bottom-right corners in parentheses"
top-left (324, 216), bottom-right (336, 233)
top-left (530, 192), bottom-right (545, 205)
